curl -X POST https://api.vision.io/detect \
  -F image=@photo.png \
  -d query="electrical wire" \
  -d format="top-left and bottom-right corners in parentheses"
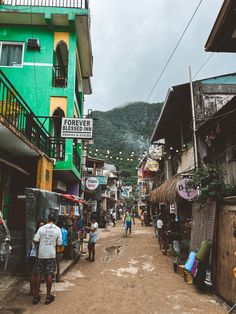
top-left (146, 0), bottom-right (204, 103)
top-left (193, 53), bottom-right (214, 79)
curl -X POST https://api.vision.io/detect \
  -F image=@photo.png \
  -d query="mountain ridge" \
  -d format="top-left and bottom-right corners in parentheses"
top-left (89, 101), bottom-right (163, 184)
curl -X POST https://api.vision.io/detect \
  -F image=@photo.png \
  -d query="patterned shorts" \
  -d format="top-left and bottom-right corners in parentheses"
top-left (34, 258), bottom-right (56, 276)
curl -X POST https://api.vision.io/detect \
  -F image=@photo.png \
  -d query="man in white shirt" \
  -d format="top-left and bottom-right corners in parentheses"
top-left (85, 216), bottom-right (98, 262)
top-left (157, 214), bottom-right (164, 250)
top-left (33, 214), bottom-right (62, 305)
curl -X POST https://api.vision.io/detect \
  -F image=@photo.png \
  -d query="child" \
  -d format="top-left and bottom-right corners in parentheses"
top-left (140, 211), bottom-right (145, 226)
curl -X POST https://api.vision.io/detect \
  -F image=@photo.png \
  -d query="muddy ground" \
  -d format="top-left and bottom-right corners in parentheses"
top-left (2, 220), bottom-right (229, 314)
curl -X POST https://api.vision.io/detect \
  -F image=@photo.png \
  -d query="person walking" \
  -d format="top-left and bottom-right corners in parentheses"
top-left (27, 219), bottom-right (45, 296)
top-left (156, 214), bottom-right (164, 250)
top-left (85, 216), bottom-right (98, 262)
top-left (33, 213), bottom-right (62, 305)
top-left (123, 208), bottom-right (135, 236)
top-left (112, 210), bottom-right (116, 227)
top-left (140, 210), bottom-right (145, 226)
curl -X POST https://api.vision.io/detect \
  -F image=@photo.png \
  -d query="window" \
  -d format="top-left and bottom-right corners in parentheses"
top-left (0, 42), bottom-right (24, 67)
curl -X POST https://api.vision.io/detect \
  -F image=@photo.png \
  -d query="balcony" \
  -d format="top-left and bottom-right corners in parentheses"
top-left (48, 137), bottom-right (65, 160)
top-left (0, 70), bottom-right (50, 156)
top-left (2, 0), bottom-right (89, 9)
top-left (52, 65), bottom-right (68, 88)
top-left (73, 147), bottom-right (81, 173)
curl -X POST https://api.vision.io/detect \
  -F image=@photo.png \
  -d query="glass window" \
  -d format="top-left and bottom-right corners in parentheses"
top-left (0, 42), bottom-right (24, 67)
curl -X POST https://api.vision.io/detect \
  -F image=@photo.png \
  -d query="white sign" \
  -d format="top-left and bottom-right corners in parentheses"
top-left (86, 177), bottom-right (99, 190)
top-left (177, 178), bottom-right (198, 201)
top-left (61, 118), bottom-right (93, 139)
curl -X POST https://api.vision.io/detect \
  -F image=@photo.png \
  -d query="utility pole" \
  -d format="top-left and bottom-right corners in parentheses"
top-left (189, 65), bottom-right (198, 169)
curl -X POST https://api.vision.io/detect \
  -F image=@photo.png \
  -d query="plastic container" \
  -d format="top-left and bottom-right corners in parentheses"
top-left (184, 251), bottom-right (196, 272)
top-left (191, 258), bottom-right (199, 277)
top-left (195, 240), bottom-right (211, 262)
top-left (184, 270), bottom-right (193, 284)
top-left (177, 264), bottom-right (185, 276)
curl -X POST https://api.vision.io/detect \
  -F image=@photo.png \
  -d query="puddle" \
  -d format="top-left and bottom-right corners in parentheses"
top-left (101, 245), bottom-right (122, 262)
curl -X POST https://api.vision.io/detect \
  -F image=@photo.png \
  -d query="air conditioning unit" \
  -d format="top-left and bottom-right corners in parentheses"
top-left (27, 38), bottom-right (40, 51)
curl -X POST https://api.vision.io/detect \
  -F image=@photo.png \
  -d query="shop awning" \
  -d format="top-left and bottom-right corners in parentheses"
top-left (149, 174), bottom-right (181, 204)
top-left (61, 194), bottom-right (88, 205)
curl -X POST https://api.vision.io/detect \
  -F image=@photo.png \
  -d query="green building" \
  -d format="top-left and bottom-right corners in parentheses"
top-left (0, 0), bottom-right (93, 196)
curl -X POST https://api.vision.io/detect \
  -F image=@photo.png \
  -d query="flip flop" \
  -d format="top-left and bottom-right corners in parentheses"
top-left (45, 295), bottom-right (55, 305)
top-left (32, 295), bottom-right (41, 305)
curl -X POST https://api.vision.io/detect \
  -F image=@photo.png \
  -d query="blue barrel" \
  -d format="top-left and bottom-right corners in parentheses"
top-left (184, 251), bottom-right (196, 272)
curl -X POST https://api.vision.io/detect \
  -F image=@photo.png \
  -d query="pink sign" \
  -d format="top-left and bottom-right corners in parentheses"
top-left (176, 178), bottom-right (198, 200)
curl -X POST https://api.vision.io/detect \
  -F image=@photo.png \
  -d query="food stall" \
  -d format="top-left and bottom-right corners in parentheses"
top-left (25, 188), bottom-right (88, 281)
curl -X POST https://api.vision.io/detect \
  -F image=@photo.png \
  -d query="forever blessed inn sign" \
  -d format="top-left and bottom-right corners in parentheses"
top-left (61, 118), bottom-right (93, 139)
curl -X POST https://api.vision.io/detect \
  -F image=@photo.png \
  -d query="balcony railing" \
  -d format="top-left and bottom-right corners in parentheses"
top-left (48, 137), bottom-right (65, 160)
top-left (73, 147), bottom-right (81, 173)
top-left (0, 70), bottom-right (50, 155)
top-left (2, 0), bottom-right (89, 9)
top-left (52, 65), bottom-right (68, 88)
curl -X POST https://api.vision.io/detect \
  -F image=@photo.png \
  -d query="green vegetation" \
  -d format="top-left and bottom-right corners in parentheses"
top-left (187, 164), bottom-right (236, 208)
top-left (88, 101), bottom-right (163, 184)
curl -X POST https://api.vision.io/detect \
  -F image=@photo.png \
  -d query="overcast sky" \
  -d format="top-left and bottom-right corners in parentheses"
top-left (84, 0), bottom-right (236, 113)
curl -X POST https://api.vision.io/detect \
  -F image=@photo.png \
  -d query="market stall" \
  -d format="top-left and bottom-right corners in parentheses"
top-left (25, 188), bottom-right (88, 281)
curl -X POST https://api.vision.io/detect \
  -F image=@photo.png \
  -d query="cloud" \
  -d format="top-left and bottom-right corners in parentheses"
top-left (85, 0), bottom-right (236, 112)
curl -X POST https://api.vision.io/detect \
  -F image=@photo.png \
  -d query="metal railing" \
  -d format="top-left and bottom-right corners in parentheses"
top-left (73, 147), bottom-right (81, 173)
top-left (48, 137), bottom-right (65, 160)
top-left (1, 0), bottom-right (89, 9)
top-left (0, 70), bottom-right (50, 155)
top-left (52, 65), bottom-right (68, 88)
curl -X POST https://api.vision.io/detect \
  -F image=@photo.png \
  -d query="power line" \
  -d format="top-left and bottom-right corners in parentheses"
top-left (193, 52), bottom-right (214, 79)
top-left (146, 0), bottom-right (204, 102)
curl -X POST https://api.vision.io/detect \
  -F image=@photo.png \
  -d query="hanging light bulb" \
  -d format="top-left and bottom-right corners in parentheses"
top-left (107, 150), bottom-right (110, 154)
top-left (95, 149), bottom-right (98, 152)
top-left (119, 151), bottom-right (122, 155)
top-left (170, 147), bottom-right (173, 150)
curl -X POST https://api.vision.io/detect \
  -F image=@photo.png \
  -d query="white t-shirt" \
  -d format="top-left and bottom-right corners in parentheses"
top-left (157, 219), bottom-right (163, 229)
top-left (34, 223), bottom-right (62, 259)
top-left (89, 222), bottom-right (98, 242)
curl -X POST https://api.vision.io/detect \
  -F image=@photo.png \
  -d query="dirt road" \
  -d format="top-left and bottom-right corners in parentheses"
top-left (3, 220), bottom-right (228, 314)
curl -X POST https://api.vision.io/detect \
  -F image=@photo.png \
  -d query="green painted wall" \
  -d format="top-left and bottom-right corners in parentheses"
top-left (0, 25), bottom-right (84, 178)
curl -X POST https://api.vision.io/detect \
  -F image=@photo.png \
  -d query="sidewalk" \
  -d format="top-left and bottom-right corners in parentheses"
top-left (0, 257), bottom-right (80, 311)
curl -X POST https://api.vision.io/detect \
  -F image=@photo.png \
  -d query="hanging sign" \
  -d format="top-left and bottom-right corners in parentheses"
top-left (85, 177), bottom-right (99, 190)
top-left (146, 159), bottom-right (159, 172)
top-left (176, 178), bottom-right (198, 201)
top-left (61, 118), bottom-right (93, 139)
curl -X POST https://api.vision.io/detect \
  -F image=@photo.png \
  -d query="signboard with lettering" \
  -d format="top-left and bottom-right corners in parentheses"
top-left (85, 177), bottom-right (99, 190)
top-left (176, 178), bottom-right (198, 201)
top-left (61, 118), bottom-right (93, 139)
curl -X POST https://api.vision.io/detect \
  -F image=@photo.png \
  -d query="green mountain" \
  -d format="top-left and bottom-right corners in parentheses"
top-left (88, 102), bottom-right (163, 184)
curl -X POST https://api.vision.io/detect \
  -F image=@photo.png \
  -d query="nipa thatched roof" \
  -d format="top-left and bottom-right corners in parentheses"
top-left (149, 174), bottom-right (181, 204)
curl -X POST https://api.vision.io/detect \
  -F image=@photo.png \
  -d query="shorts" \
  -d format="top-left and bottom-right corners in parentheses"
top-left (126, 221), bottom-right (132, 230)
top-left (34, 258), bottom-right (56, 276)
